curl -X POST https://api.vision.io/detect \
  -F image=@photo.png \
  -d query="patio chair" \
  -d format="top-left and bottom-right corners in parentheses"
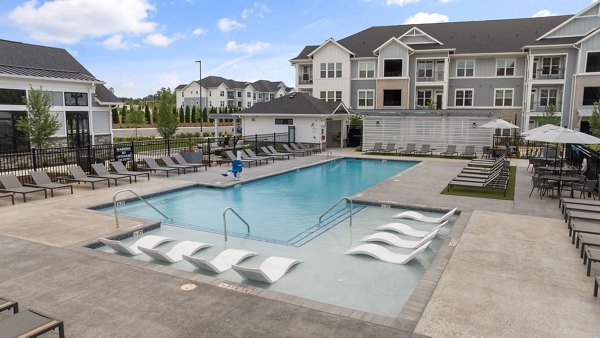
top-left (267, 145), bottom-right (294, 159)
top-left (183, 248), bottom-right (258, 273)
top-left (100, 234), bottom-right (174, 256)
top-left (138, 240), bottom-right (213, 264)
top-left (289, 143), bottom-right (314, 155)
top-left (160, 155), bottom-right (194, 173)
top-left (440, 145), bottom-right (458, 157)
top-left (0, 192), bottom-right (15, 205)
top-left (0, 174), bottom-right (47, 202)
top-left (110, 161), bottom-right (150, 181)
top-left (244, 148), bottom-right (275, 164)
top-left (413, 144), bottom-right (432, 155)
top-left (345, 240), bottom-right (431, 265)
top-left (231, 256), bottom-right (302, 284)
top-left (571, 179), bottom-right (597, 200)
top-left (482, 146), bottom-right (493, 159)
top-left (91, 163), bottom-right (132, 185)
top-left (364, 142), bottom-right (383, 153)
top-left (173, 153), bottom-right (207, 171)
top-left (59, 166), bottom-right (110, 190)
top-left (392, 207), bottom-right (457, 223)
top-left (529, 176), bottom-right (556, 199)
top-left (375, 220), bottom-right (448, 238)
top-left (261, 146), bottom-right (290, 160)
top-left (225, 150), bottom-right (257, 166)
top-left (294, 143), bottom-right (321, 154)
top-left (460, 145), bottom-right (476, 157)
top-left (0, 308), bottom-right (65, 338)
top-left (27, 170), bottom-right (73, 197)
top-left (381, 143), bottom-right (397, 153)
top-left (397, 143), bottom-right (416, 155)
top-left (0, 296), bottom-right (18, 314)
top-left (143, 158), bottom-right (179, 176)
top-left (282, 144), bottom-right (309, 156)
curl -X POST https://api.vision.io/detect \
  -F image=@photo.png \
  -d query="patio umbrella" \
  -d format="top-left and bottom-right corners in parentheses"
top-left (480, 119), bottom-right (520, 129)
top-left (520, 124), bottom-right (566, 137)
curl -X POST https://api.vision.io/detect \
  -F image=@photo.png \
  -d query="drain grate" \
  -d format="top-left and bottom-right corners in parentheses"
top-left (218, 283), bottom-right (253, 294)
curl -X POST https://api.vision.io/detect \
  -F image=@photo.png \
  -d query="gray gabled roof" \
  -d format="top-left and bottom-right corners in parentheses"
top-left (175, 84), bottom-right (186, 90)
top-left (0, 39), bottom-right (100, 81)
top-left (188, 76), bottom-right (288, 92)
top-left (238, 92), bottom-right (349, 115)
top-left (196, 76), bottom-right (247, 89)
top-left (95, 84), bottom-right (121, 104)
top-left (251, 80), bottom-right (283, 92)
top-left (291, 15), bottom-right (572, 60)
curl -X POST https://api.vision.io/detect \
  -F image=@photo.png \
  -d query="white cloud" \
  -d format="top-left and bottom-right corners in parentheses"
top-left (404, 12), bottom-right (449, 24)
top-left (143, 33), bottom-right (174, 47)
top-left (532, 9), bottom-right (557, 18)
top-left (225, 41), bottom-right (270, 54)
top-left (192, 28), bottom-right (207, 36)
top-left (386, 0), bottom-right (420, 6)
top-left (240, 2), bottom-right (271, 19)
top-left (7, 0), bottom-right (156, 44)
top-left (438, 0), bottom-right (455, 3)
top-left (217, 18), bottom-right (246, 32)
top-left (102, 34), bottom-right (131, 50)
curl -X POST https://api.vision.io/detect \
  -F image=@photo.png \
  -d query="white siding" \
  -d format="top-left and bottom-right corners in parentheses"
top-left (377, 43), bottom-right (410, 77)
top-left (242, 116), bottom-right (323, 144)
top-left (311, 42), bottom-right (352, 106)
top-left (92, 110), bottom-right (111, 134)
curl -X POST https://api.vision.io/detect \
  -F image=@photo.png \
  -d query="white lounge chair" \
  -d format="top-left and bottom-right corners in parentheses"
top-left (345, 241), bottom-right (432, 264)
top-left (375, 220), bottom-right (447, 238)
top-left (100, 235), bottom-right (174, 256)
top-left (138, 240), bottom-right (213, 263)
top-left (231, 256), bottom-right (302, 284)
top-left (182, 249), bottom-right (258, 273)
top-left (360, 227), bottom-right (440, 249)
top-left (392, 207), bottom-right (457, 223)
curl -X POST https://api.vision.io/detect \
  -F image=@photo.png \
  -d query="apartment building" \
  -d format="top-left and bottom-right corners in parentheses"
top-left (0, 39), bottom-right (120, 153)
top-left (175, 76), bottom-right (291, 110)
top-left (291, 2), bottom-right (600, 135)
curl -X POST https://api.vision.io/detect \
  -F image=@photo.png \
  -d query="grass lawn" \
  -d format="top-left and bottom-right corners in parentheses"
top-left (440, 166), bottom-right (516, 200)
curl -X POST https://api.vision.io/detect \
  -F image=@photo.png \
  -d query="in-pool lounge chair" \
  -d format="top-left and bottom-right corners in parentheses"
top-left (143, 157), bottom-right (179, 176)
top-left (91, 163), bottom-right (132, 185)
top-left (392, 207), bottom-right (457, 223)
top-left (0, 174), bottom-right (47, 202)
top-left (183, 249), bottom-right (258, 273)
top-left (231, 256), bottom-right (302, 284)
top-left (110, 161), bottom-right (150, 182)
top-left (0, 192), bottom-right (14, 205)
top-left (173, 153), bottom-right (207, 171)
top-left (100, 234), bottom-right (174, 256)
top-left (364, 142), bottom-right (383, 153)
top-left (261, 146), bottom-right (290, 160)
top-left (138, 240), bottom-right (213, 263)
top-left (345, 240), bottom-right (431, 264)
top-left (27, 171), bottom-right (73, 197)
top-left (376, 220), bottom-right (448, 238)
top-left (0, 308), bottom-right (65, 338)
top-left (160, 155), bottom-right (194, 173)
top-left (267, 146), bottom-right (294, 159)
top-left (360, 225), bottom-right (440, 249)
top-left (60, 166), bottom-right (110, 189)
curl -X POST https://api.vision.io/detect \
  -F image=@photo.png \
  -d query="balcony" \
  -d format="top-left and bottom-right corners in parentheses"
top-left (417, 71), bottom-right (444, 82)
top-left (529, 100), bottom-right (562, 112)
top-left (532, 68), bottom-right (565, 80)
top-left (298, 75), bottom-right (313, 85)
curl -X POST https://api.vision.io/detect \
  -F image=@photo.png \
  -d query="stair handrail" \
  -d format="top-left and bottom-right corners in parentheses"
top-left (318, 196), bottom-right (353, 226)
top-left (113, 189), bottom-right (169, 228)
top-left (222, 207), bottom-right (251, 241)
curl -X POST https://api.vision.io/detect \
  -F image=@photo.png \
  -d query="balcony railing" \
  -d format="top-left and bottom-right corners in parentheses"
top-left (298, 77), bottom-right (313, 85)
top-left (417, 71), bottom-right (444, 82)
top-left (532, 69), bottom-right (565, 80)
top-left (529, 100), bottom-right (562, 112)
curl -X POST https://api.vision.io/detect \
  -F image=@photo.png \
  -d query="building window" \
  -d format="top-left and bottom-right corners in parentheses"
top-left (246, 92), bottom-right (251, 98)
top-left (455, 89), bottom-right (473, 106)
top-left (237, 92), bottom-right (242, 98)
top-left (275, 118), bottom-right (293, 125)
top-left (64, 92), bottom-right (88, 106)
top-left (383, 89), bottom-right (402, 106)
top-left (539, 89), bottom-right (558, 107)
top-left (209, 91), bottom-right (211, 96)
top-left (358, 61), bottom-right (375, 78)
top-left (416, 90), bottom-right (433, 107)
top-left (0, 111), bottom-right (29, 152)
top-left (583, 87), bottom-right (600, 105)
top-left (220, 91), bottom-right (224, 97)
top-left (494, 89), bottom-right (513, 106)
top-left (237, 101), bottom-right (242, 108)
top-left (320, 91), bottom-right (342, 102)
top-left (384, 59), bottom-right (403, 77)
top-left (457, 60), bottom-right (474, 77)
top-left (496, 59), bottom-right (515, 76)
top-left (220, 101), bottom-right (225, 107)
top-left (0, 88), bottom-right (26, 105)
top-left (357, 90), bottom-right (374, 108)
top-left (542, 57), bottom-right (561, 76)
top-left (417, 61), bottom-right (433, 79)
top-left (320, 63), bottom-right (342, 78)
top-left (586, 52), bottom-right (600, 73)
top-left (247, 102), bottom-right (251, 108)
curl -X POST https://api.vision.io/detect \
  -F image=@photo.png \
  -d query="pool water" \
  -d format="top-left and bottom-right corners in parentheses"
top-left (101, 158), bottom-right (418, 245)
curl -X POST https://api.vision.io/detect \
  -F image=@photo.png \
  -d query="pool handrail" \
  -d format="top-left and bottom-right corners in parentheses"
top-left (319, 196), bottom-right (353, 227)
top-left (113, 189), bottom-right (170, 228)
top-left (327, 149), bottom-right (342, 158)
top-left (222, 207), bottom-right (251, 241)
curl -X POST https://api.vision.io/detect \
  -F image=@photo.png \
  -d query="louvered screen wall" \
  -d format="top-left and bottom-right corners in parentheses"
top-left (363, 116), bottom-right (494, 153)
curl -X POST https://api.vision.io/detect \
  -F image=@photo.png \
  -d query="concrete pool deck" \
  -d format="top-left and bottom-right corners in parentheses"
top-left (0, 150), bottom-right (599, 336)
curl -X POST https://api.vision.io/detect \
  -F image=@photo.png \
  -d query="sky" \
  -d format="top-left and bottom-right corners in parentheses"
top-left (0, 0), bottom-right (596, 98)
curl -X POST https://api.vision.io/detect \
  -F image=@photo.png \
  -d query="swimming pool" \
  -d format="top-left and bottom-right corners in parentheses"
top-left (101, 158), bottom-right (418, 245)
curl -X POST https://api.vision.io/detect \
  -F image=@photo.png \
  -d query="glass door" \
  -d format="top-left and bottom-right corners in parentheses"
top-left (66, 111), bottom-right (90, 147)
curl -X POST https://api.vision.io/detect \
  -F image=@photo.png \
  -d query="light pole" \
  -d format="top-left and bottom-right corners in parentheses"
top-left (195, 60), bottom-right (202, 132)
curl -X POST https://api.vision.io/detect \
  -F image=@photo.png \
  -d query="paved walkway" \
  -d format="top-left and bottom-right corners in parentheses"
top-left (0, 150), bottom-right (598, 336)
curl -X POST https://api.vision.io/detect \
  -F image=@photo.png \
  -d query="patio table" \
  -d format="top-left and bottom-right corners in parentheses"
top-left (540, 175), bottom-right (582, 196)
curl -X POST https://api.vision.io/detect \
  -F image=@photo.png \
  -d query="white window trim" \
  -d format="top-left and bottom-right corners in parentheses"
top-left (495, 58), bottom-right (516, 77)
top-left (358, 61), bottom-right (375, 79)
top-left (320, 62), bottom-right (343, 79)
top-left (494, 88), bottom-right (515, 107)
top-left (416, 89), bottom-right (434, 107)
top-left (584, 50), bottom-right (600, 73)
top-left (454, 88), bottom-right (474, 107)
top-left (456, 59), bottom-right (476, 77)
top-left (357, 89), bottom-right (375, 108)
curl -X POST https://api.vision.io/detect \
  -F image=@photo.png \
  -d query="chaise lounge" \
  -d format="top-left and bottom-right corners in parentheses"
top-left (0, 308), bottom-right (65, 338)
top-left (0, 174), bottom-right (47, 202)
top-left (345, 240), bottom-right (432, 264)
top-left (27, 171), bottom-right (73, 197)
top-left (110, 161), bottom-right (150, 181)
top-left (100, 234), bottom-right (174, 256)
top-left (231, 256), bottom-right (302, 283)
top-left (376, 220), bottom-right (448, 238)
top-left (59, 166), bottom-right (110, 190)
top-left (143, 158), bottom-right (179, 176)
top-left (138, 240), bottom-right (213, 263)
top-left (392, 207), bottom-right (457, 223)
top-left (183, 249), bottom-right (258, 273)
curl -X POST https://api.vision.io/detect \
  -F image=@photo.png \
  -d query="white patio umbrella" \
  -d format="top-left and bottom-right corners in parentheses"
top-left (521, 124), bottom-right (566, 137)
top-left (480, 119), bottom-right (520, 129)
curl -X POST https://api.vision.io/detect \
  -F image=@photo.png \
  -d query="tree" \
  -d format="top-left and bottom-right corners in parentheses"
top-left (191, 105), bottom-right (197, 123)
top-left (202, 107), bottom-right (208, 124)
top-left (111, 107), bottom-right (119, 124)
top-left (144, 104), bottom-right (151, 124)
top-left (125, 108), bottom-right (146, 138)
top-left (538, 104), bottom-right (560, 126)
top-left (590, 101), bottom-right (600, 137)
top-left (16, 87), bottom-right (61, 149)
top-left (180, 106), bottom-right (186, 123)
top-left (184, 106), bottom-right (190, 124)
top-left (155, 91), bottom-right (179, 139)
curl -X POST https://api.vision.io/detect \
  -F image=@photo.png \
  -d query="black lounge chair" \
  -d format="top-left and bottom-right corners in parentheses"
top-left (225, 150), bottom-right (257, 166)
top-left (267, 145), bottom-right (294, 158)
top-left (294, 142), bottom-right (321, 153)
top-left (381, 143), bottom-right (397, 153)
top-left (0, 308), bottom-right (65, 338)
top-left (413, 144), bottom-right (432, 155)
top-left (110, 161), bottom-right (150, 181)
top-left (0, 174), bottom-right (47, 202)
top-left (92, 163), bottom-right (132, 185)
top-left (59, 166), bottom-right (110, 190)
top-left (282, 144), bottom-right (309, 156)
top-left (0, 192), bottom-right (15, 205)
top-left (27, 170), bottom-right (73, 197)
top-left (160, 155), bottom-right (194, 173)
top-left (244, 149), bottom-right (274, 164)
top-left (143, 158), bottom-right (179, 176)
top-left (364, 142), bottom-right (383, 153)
top-left (397, 143), bottom-right (416, 155)
top-left (440, 145), bottom-right (458, 157)
top-left (460, 145), bottom-right (476, 157)
top-left (173, 153), bottom-right (207, 171)
top-left (261, 146), bottom-right (290, 160)
top-left (0, 296), bottom-right (18, 314)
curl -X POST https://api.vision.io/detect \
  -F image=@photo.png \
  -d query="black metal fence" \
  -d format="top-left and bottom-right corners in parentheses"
top-left (0, 132), bottom-right (294, 181)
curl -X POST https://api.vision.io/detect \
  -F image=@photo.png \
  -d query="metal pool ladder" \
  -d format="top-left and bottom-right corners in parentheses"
top-left (112, 189), bottom-right (170, 228)
top-left (327, 149), bottom-right (342, 158)
top-left (319, 196), bottom-right (353, 227)
top-left (222, 207), bottom-right (251, 241)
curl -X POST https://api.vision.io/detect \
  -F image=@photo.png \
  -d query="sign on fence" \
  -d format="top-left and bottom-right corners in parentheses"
top-left (114, 146), bottom-right (133, 162)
